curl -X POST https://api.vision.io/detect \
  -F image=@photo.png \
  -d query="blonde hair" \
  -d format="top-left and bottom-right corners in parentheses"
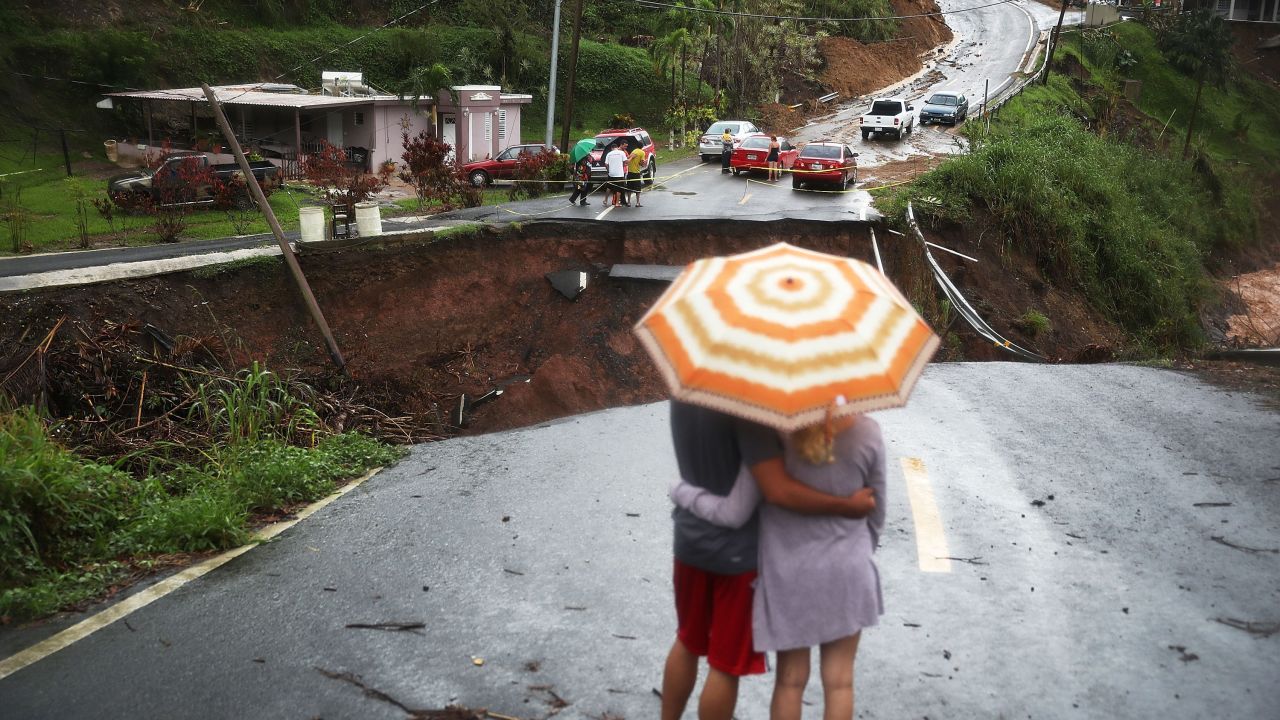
top-left (791, 423), bottom-right (836, 466)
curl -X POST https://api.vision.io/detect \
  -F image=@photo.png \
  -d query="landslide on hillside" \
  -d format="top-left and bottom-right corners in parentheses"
top-left (818, 0), bottom-right (954, 99)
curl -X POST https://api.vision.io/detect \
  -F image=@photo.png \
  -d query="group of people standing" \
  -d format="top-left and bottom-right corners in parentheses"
top-left (659, 401), bottom-right (886, 719)
top-left (568, 139), bottom-right (646, 208)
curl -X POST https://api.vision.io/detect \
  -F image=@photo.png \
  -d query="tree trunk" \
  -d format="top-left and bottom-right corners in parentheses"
top-left (559, 0), bottom-right (585, 153)
top-left (680, 44), bottom-right (687, 104)
top-left (1182, 74), bottom-right (1205, 160)
top-left (695, 35), bottom-right (708, 104)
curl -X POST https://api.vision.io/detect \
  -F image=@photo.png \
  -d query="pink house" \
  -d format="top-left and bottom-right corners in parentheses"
top-left (102, 78), bottom-right (533, 174)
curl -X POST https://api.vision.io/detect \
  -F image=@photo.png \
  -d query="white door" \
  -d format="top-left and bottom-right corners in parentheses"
top-left (327, 112), bottom-right (344, 149)
top-left (441, 115), bottom-right (456, 163)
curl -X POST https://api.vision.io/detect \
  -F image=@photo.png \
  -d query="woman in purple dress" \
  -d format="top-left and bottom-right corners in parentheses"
top-left (670, 413), bottom-right (886, 719)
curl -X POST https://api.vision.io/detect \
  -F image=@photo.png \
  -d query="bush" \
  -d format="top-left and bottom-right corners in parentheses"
top-left (0, 409), bottom-right (137, 586)
top-left (302, 141), bottom-right (387, 212)
top-left (507, 150), bottom-right (570, 201)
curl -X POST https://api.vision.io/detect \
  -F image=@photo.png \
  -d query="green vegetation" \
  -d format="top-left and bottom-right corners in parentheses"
top-left (882, 20), bottom-right (1267, 354)
top-left (1063, 21), bottom-right (1280, 163)
top-left (1018, 309), bottom-right (1051, 337)
top-left (0, 363), bottom-right (405, 620)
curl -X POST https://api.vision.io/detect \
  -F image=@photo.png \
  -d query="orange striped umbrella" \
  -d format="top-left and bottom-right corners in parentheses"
top-left (634, 242), bottom-right (939, 431)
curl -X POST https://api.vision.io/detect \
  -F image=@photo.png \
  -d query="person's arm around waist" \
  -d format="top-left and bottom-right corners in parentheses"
top-left (669, 463), bottom-right (760, 528)
top-left (750, 457), bottom-right (875, 519)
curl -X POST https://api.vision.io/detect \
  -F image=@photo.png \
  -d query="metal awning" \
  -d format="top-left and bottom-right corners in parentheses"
top-left (105, 85), bottom-right (407, 109)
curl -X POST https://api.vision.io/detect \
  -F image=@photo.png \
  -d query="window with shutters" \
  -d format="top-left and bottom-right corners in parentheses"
top-left (498, 110), bottom-right (507, 142)
top-left (484, 113), bottom-right (492, 143)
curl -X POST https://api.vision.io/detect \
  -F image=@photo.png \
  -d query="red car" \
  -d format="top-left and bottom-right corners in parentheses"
top-left (730, 134), bottom-right (800, 176)
top-left (790, 141), bottom-right (858, 190)
top-left (463, 143), bottom-right (558, 187)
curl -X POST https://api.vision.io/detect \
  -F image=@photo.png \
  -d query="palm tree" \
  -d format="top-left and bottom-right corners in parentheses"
top-left (1159, 9), bottom-right (1235, 160)
top-left (400, 63), bottom-right (457, 136)
top-left (651, 28), bottom-right (690, 106)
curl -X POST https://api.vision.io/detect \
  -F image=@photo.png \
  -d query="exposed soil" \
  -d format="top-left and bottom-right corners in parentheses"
top-left (1222, 262), bottom-right (1280, 346)
top-left (1230, 19), bottom-right (1280, 90)
top-left (817, 0), bottom-right (954, 101)
top-left (0, 219), bottom-right (1126, 442)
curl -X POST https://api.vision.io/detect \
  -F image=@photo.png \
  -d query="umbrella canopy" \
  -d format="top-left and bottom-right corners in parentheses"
top-left (634, 242), bottom-right (940, 431)
top-left (570, 138), bottom-right (597, 164)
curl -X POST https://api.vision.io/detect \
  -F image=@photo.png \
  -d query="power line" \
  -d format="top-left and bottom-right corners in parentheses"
top-left (218, 0), bottom-right (440, 104)
top-left (631, 0), bottom-right (1019, 22)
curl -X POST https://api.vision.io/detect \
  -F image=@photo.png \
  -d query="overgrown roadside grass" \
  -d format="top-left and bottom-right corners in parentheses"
top-left (880, 66), bottom-right (1261, 352)
top-left (1060, 22), bottom-right (1280, 164)
top-left (0, 363), bottom-right (405, 621)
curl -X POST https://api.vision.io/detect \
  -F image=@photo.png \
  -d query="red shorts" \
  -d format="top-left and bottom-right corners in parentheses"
top-left (672, 558), bottom-right (766, 676)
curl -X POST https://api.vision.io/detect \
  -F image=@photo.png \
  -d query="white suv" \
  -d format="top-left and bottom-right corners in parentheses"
top-left (697, 120), bottom-right (760, 163)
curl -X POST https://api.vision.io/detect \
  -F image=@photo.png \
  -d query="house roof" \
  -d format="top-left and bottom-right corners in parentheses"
top-left (106, 84), bottom-right (534, 108)
top-left (105, 84), bottom-right (405, 109)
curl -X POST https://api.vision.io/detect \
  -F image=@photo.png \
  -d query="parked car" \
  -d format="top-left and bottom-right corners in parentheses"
top-left (859, 97), bottom-right (915, 140)
top-left (697, 120), bottom-right (760, 163)
top-left (462, 143), bottom-right (558, 187)
top-left (588, 128), bottom-right (657, 184)
top-left (730, 134), bottom-right (800, 175)
top-left (919, 91), bottom-right (969, 126)
top-left (108, 151), bottom-right (279, 209)
top-left (790, 142), bottom-right (857, 190)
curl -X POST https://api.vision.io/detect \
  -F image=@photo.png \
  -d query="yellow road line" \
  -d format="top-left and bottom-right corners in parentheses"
top-left (900, 457), bottom-right (952, 573)
top-left (739, 193), bottom-right (752, 205)
top-left (0, 467), bottom-right (383, 681)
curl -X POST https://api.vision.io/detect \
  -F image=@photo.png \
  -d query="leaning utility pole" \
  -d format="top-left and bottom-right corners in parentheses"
top-left (200, 83), bottom-right (347, 374)
top-left (559, 0), bottom-right (586, 153)
top-left (545, 0), bottom-right (564, 146)
top-left (1042, 0), bottom-right (1070, 86)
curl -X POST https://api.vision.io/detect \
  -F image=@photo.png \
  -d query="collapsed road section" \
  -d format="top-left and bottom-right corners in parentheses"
top-left (0, 221), bottom-right (914, 442)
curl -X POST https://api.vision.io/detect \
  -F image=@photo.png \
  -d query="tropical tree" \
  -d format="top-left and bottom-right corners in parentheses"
top-left (651, 27), bottom-right (691, 106)
top-left (399, 63), bottom-right (458, 135)
top-left (1158, 9), bottom-right (1236, 159)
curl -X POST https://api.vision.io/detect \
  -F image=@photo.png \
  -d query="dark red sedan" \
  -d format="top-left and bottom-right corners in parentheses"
top-left (462, 143), bottom-right (558, 187)
top-left (790, 141), bottom-right (858, 190)
top-left (730, 134), bottom-right (799, 176)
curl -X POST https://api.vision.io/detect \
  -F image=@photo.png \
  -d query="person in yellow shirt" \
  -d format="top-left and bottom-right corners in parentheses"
top-left (627, 141), bottom-right (647, 207)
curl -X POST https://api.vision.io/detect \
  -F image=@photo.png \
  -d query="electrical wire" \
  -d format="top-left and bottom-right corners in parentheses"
top-left (631, 0), bottom-right (1019, 22)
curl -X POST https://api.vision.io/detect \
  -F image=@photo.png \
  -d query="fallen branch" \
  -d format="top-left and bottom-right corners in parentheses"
top-left (1210, 536), bottom-right (1279, 555)
top-left (344, 622), bottom-right (426, 633)
top-left (1214, 618), bottom-right (1280, 638)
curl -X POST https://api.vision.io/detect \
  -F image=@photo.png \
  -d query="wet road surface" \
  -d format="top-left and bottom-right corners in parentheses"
top-left (2, 363), bottom-right (1278, 719)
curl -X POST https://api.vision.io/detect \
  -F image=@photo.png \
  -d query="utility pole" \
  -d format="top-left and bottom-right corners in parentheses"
top-left (1043, 0), bottom-right (1070, 85)
top-left (559, 0), bottom-right (585, 153)
top-left (545, 0), bottom-right (563, 146)
top-left (201, 84), bottom-right (347, 374)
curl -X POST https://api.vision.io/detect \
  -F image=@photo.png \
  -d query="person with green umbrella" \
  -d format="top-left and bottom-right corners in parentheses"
top-left (568, 138), bottom-right (596, 206)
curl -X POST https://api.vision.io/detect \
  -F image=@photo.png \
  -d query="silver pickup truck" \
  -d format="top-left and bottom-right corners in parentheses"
top-left (859, 98), bottom-right (915, 141)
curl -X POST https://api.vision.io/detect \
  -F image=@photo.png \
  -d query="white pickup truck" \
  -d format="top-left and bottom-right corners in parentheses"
top-left (859, 98), bottom-right (915, 140)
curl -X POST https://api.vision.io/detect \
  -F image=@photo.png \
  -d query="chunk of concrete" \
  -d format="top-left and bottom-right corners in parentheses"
top-left (546, 270), bottom-right (588, 300)
top-left (609, 264), bottom-right (683, 282)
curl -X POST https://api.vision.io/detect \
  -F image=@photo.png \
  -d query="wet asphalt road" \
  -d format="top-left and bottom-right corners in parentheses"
top-left (2, 363), bottom-right (1278, 719)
